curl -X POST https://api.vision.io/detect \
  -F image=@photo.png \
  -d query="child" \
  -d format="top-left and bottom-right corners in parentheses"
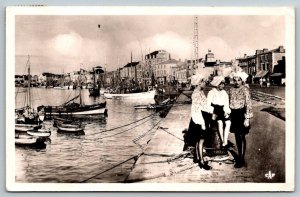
top-left (207, 76), bottom-right (231, 148)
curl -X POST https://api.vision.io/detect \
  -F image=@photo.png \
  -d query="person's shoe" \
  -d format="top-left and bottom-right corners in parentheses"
top-left (199, 161), bottom-right (212, 170)
top-left (234, 160), bottom-right (245, 168)
top-left (193, 157), bottom-right (199, 163)
top-left (202, 161), bottom-right (212, 170)
top-left (198, 162), bottom-right (203, 169)
top-left (222, 141), bottom-right (234, 150)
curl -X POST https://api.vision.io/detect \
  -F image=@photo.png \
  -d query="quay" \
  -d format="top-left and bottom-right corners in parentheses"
top-left (126, 90), bottom-right (286, 184)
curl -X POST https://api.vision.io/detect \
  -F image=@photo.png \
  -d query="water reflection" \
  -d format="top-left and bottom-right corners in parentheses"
top-left (15, 88), bottom-right (161, 183)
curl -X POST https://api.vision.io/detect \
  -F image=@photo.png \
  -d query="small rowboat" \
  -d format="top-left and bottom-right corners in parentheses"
top-left (15, 136), bottom-right (48, 148)
top-left (15, 137), bottom-right (39, 145)
top-left (57, 123), bottom-right (84, 133)
top-left (15, 124), bottom-right (42, 132)
top-left (27, 129), bottom-right (51, 137)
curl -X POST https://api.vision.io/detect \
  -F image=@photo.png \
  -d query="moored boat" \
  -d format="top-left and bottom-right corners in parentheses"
top-left (40, 75), bottom-right (107, 119)
top-left (15, 123), bottom-right (42, 132)
top-left (27, 129), bottom-right (51, 137)
top-left (88, 66), bottom-right (103, 97)
top-left (42, 102), bottom-right (107, 118)
top-left (57, 122), bottom-right (85, 133)
top-left (104, 90), bottom-right (156, 100)
top-left (15, 56), bottom-right (45, 134)
top-left (15, 136), bottom-right (48, 148)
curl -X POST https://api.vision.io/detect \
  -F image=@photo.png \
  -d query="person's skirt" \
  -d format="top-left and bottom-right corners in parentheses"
top-left (230, 107), bottom-right (250, 135)
top-left (187, 111), bottom-right (212, 143)
top-left (211, 104), bottom-right (230, 121)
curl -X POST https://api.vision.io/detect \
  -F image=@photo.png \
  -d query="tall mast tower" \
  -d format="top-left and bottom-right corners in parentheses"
top-left (193, 16), bottom-right (199, 70)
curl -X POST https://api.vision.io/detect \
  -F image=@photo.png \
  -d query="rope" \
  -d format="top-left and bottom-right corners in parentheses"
top-left (138, 152), bottom-right (188, 165)
top-left (108, 108), bottom-right (148, 114)
top-left (157, 126), bottom-right (184, 141)
top-left (79, 154), bottom-right (141, 183)
top-left (132, 118), bottom-right (164, 151)
top-left (79, 114), bottom-right (162, 182)
top-left (125, 161), bottom-right (197, 183)
top-left (86, 111), bottom-right (161, 136)
top-left (92, 116), bottom-right (154, 140)
top-left (133, 118), bottom-right (163, 142)
top-left (252, 90), bottom-right (285, 100)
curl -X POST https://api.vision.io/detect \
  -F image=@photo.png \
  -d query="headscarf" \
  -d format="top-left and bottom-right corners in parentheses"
top-left (210, 76), bottom-right (225, 87)
top-left (233, 71), bottom-right (249, 82)
top-left (191, 74), bottom-right (205, 86)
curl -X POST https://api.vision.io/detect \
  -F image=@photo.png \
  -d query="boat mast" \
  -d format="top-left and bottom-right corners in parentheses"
top-left (27, 55), bottom-right (31, 109)
top-left (79, 66), bottom-right (83, 105)
top-left (134, 51), bottom-right (137, 86)
top-left (193, 16), bottom-right (199, 73)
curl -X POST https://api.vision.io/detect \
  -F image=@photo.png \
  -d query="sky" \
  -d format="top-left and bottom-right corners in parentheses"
top-left (15, 15), bottom-right (285, 75)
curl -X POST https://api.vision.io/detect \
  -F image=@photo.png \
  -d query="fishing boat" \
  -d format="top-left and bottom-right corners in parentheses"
top-left (104, 52), bottom-right (157, 102)
top-left (39, 69), bottom-right (107, 119)
top-left (89, 66), bottom-right (103, 97)
top-left (134, 98), bottom-right (171, 109)
top-left (104, 90), bottom-right (156, 100)
top-left (41, 100), bottom-right (107, 118)
top-left (15, 56), bottom-right (45, 129)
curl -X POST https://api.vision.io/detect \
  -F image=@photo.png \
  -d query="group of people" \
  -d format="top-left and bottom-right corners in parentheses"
top-left (187, 70), bottom-right (253, 170)
top-left (259, 77), bottom-right (271, 88)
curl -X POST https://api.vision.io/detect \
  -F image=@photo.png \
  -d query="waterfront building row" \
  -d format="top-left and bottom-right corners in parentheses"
top-left (15, 46), bottom-right (285, 87)
top-left (236, 46), bottom-right (285, 84)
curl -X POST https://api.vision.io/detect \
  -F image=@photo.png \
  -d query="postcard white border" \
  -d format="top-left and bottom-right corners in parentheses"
top-left (6, 6), bottom-right (295, 191)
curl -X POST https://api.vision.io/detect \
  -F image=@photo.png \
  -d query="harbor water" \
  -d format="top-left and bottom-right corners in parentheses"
top-left (15, 87), bottom-right (162, 183)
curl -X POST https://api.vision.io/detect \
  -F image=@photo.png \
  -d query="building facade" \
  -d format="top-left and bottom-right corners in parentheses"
top-left (144, 50), bottom-right (170, 78)
top-left (236, 46), bottom-right (285, 83)
top-left (154, 59), bottom-right (179, 84)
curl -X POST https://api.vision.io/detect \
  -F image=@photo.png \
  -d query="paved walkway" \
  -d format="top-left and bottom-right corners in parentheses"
top-left (126, 91), bottom-right (285, 183)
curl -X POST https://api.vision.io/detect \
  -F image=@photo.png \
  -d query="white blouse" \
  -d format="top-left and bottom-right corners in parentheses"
top-left (191, 87), bottom-right (207, 127)
top-left (207, 88), bottom-right (231, 114)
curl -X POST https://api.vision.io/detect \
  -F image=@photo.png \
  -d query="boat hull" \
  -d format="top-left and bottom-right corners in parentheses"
top-left (42, 103), bottom-right (107, 118)
top-left (89, 88), bottom-right (100, 96)
top-left (104, 90), bottom-right (156, 100)
top-left (57, 125), bottom-right (84, 132)
top-left (15, 135), bottom-right (48, 148)
top-left (15, 124), bottom-right (42, 132)
top-left (27, 130), bottom-right (51, 137)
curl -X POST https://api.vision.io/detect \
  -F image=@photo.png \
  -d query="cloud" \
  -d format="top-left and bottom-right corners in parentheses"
top-left (49, 32), bottom-right (83, 57)
top-left (42, 32), bottom-right (109, 72)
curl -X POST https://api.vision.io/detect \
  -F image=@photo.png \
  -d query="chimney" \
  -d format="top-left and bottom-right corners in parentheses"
top-left (169, 54), bottom-right (171, 60)
top-left (244, 54), bottom-right (247, 58)
top-left (278, 45), bottom-right (284, 52)
top-left (263, 48), bottom-right (268, 52)
top-left (256, 50), bottom-right (262, 55)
